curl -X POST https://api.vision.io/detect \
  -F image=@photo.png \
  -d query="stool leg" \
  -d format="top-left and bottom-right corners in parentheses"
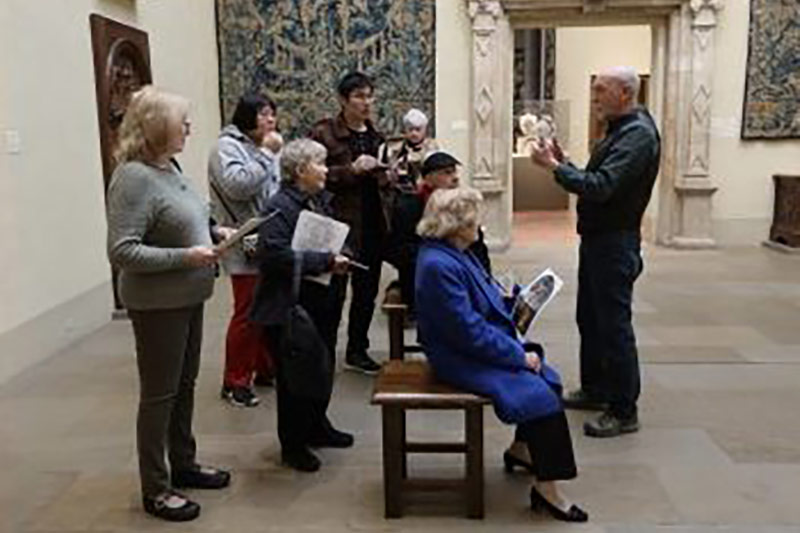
top-left (465, 406), bottom-right (484, 519)
top-left (382, 406), bottom-right (404, 518)
top-left (400, 410), bottom-right (408, 479)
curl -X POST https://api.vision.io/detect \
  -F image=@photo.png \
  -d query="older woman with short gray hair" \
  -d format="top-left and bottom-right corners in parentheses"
top-left (249, 138), bottom-right (355, 472)
top-left (415, 187), bottom-right (588, 523)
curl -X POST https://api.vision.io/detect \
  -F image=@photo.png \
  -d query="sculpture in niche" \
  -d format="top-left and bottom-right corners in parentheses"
top-left (90, 14), bottom-right (152, 309)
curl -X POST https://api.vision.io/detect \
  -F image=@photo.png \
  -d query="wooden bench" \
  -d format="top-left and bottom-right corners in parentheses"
top-left (372, 304), bottom-right (490, 519)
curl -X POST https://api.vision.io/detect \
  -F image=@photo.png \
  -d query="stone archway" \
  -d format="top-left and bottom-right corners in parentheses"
top-left (465, 0), bottom-right (723, 249)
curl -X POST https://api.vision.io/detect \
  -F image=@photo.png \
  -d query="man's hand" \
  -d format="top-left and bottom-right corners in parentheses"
top-left (331, 254), bottom-right (351, 275)
top-left (530, 140), bottom-right (560, 171)
top-left (352, 154), bottom-right (380, 174)
top-left (525, 352), bottom-right (542, 373)
top-left (185, 245), bottom-right (219, 267)
top-left (551, 138), bottom-right (569, 164)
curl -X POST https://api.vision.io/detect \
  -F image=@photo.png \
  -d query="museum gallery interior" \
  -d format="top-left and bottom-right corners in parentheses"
top-left (1, 0), bottom-right (799, 530)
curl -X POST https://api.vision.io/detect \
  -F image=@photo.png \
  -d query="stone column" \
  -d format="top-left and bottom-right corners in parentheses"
top-left (467, 0), bottom-right (512, 249)
top-left (671, 0), bottom-right (723, 248)
top-left (467, 0), bottom-right (503, 186)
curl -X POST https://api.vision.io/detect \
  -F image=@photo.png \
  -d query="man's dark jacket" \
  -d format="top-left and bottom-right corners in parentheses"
top-left (554, 108), bottom-right (661, 236)
top-left (310, 114), bottom-right (395, 251)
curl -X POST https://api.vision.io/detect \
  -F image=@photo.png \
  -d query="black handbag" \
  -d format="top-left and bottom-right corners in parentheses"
top-left (280, 252), bottom-right (333, 399)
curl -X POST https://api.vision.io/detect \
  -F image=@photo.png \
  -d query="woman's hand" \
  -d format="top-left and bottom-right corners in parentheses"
top-left (185, 245), bottom-right (219, 267)
top-left (525, 352), bottom-right (542, 373)
top-left (263, 131), bottom-right (284, 153)
top-left (215, 226), bottom-right (236, 241)
top-left (331, 254), bottom-right (351, 275)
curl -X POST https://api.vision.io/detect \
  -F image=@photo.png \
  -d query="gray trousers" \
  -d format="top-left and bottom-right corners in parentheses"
top-left (129, 304), bottom-right (203, 498)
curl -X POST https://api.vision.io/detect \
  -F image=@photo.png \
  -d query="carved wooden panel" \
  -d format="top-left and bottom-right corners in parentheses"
top-left (90, 15), bottom-right (152, 310)
top-left (770, 175), bottom-right (800, 248)
top-left (90, 14), bottom-right (152, 190)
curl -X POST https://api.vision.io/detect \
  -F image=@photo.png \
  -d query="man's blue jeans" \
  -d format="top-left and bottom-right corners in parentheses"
top-left (577, 231), bottom-right (643, 419)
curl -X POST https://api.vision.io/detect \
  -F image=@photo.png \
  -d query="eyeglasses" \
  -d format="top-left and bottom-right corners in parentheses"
top-left (182, 120), bottom-right (192, 134)
top-left (349, 91), bottom-right (375, 102)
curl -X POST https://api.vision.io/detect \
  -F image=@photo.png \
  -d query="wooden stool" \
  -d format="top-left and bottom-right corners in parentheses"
top-left (371, 360), bottom-right (490, 519)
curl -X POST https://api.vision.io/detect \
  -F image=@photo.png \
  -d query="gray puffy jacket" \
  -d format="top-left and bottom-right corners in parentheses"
top-left (208, 125), bottom-right (280, 274)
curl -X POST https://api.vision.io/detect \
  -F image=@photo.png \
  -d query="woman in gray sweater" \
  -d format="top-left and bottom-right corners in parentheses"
top-left (208, 94), bottom-right (282, 407)
top-left (106, 86), bottom-right (231, 522)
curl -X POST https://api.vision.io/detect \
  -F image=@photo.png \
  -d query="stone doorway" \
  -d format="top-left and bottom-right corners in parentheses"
top-left (465, 0), bottom-right (723, 250)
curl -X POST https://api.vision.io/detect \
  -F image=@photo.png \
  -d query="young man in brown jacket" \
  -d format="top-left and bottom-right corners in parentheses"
top-left (310, 72), bottom-right (396, 374)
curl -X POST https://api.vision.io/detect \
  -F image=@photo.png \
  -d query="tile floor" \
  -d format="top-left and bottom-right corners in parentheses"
top-left (3, 213), bottom-right (800, 532)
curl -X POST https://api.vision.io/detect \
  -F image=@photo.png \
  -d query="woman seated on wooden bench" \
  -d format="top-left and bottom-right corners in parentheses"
top-left (415, 188), bottom-right (587, 523)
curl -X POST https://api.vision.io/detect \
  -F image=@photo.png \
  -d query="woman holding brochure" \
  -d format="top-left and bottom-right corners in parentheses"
top-left (106, 86), bottom-right (232, 522)
top-left (208, 93), bottom-right (282, 407)
top-left (415, 188), bottom-right (587, 523)
top-left (250, 138), bottom-right (355, 473)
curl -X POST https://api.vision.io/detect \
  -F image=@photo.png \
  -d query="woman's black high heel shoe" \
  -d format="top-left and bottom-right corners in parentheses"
top-left (529, 485), bottom-right (588, 522)
top-left (503, 450), bottom-right (536, 474)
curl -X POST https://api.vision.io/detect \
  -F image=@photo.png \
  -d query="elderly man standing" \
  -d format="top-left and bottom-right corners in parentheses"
top-left (531, 66), bottom-right (661, 438)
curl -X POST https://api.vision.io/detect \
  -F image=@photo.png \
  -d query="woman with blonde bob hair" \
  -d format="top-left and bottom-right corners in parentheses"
top-left (415, 187), bottom-right (587, 523)
top-left (107, 86), bottom-right (232, 522)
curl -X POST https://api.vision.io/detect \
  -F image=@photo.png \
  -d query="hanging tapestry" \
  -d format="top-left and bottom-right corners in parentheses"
top-left (742, 0), bottom-right (800, 139)
top-left (216, 0), bottom-right (436, 139)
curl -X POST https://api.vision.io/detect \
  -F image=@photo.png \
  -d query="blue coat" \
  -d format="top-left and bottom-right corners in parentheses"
top-left (415, 240), bottom-right (563, 424)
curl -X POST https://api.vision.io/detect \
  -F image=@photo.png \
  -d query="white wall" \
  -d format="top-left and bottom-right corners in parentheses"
top-left (435, 0), bottom-right (472, 172)
top-left (555, 26), bottom-right (652, 166)
top-left (709, 0), bottom-right (797, 243)
top-left (0, 0), bottom-right (219, 380)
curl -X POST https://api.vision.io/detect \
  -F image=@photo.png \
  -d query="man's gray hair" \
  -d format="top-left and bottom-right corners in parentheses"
top-left (603, 66), bottom-right (641, 100)
top-left (403, 108), bottom-right (429, 130)
top-left (280, 138), bottom-right (327, 182)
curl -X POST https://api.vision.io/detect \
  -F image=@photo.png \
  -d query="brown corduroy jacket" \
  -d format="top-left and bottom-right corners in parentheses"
top-left (309, 113), bottom-right (396, 251)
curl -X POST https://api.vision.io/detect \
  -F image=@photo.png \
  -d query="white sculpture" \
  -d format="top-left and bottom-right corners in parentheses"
top-left (516, 112), bottom-right (556, 155)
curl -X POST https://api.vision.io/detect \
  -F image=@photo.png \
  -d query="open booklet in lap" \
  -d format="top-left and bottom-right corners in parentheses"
top-left (511, 268), bottom-right (563, 338)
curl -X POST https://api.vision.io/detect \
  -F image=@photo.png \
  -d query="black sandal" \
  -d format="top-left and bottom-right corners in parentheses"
top-left (503, 450), bottom-right (536, 474)
top-left (529, 485), bottom-right (588, 522)
top-left (143, 491), bottom-right (200, 522)
top-left (172, 465), bottom-right (231, 489)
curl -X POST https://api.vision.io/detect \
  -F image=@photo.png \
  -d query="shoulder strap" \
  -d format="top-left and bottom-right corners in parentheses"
top-left (208, 177), bottom-right (240, 225)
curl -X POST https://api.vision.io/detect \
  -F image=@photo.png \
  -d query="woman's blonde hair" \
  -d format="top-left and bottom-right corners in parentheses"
top-left (114, 86), bottom-right (189, 164)
top-left (417, 187), bottom-right (484, 240)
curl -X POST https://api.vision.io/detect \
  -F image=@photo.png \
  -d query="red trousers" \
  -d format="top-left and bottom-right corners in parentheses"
top-left (224, 275), bottom-right (274, 387)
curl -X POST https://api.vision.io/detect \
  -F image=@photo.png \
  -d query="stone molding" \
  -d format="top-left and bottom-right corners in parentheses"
top-left (462, 0), bottom-right (723, 249)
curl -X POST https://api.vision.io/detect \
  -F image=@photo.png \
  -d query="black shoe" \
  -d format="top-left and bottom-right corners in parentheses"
top-left (529, 486), bottom-right (588, 523)
top-left (583, 411), bottom-right (639, 438)
top-left (143, 491), bottom-right (201, 522)
top-left (282, 448), bottom-right (321, 472)
top-left (252, 374), bottom-right (274, 387)
top-left (309, 427), bottom-right (354, 449)
top-left (344, 351), bottom-right (381, 375)
top-left (172, 465), bottom-right (231, 490)
top-left (503, 450), bottom-right (536, 475)
top-left (221, 385), bottom-right (260, 407)
top-left (562, 389), bottom-right (608, 411)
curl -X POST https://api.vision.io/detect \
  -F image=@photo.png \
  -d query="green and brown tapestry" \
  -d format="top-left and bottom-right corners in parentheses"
top-left (215, 0), bottom-right (436, 139)
top-left (742, 0), bottom-right (800, 139)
